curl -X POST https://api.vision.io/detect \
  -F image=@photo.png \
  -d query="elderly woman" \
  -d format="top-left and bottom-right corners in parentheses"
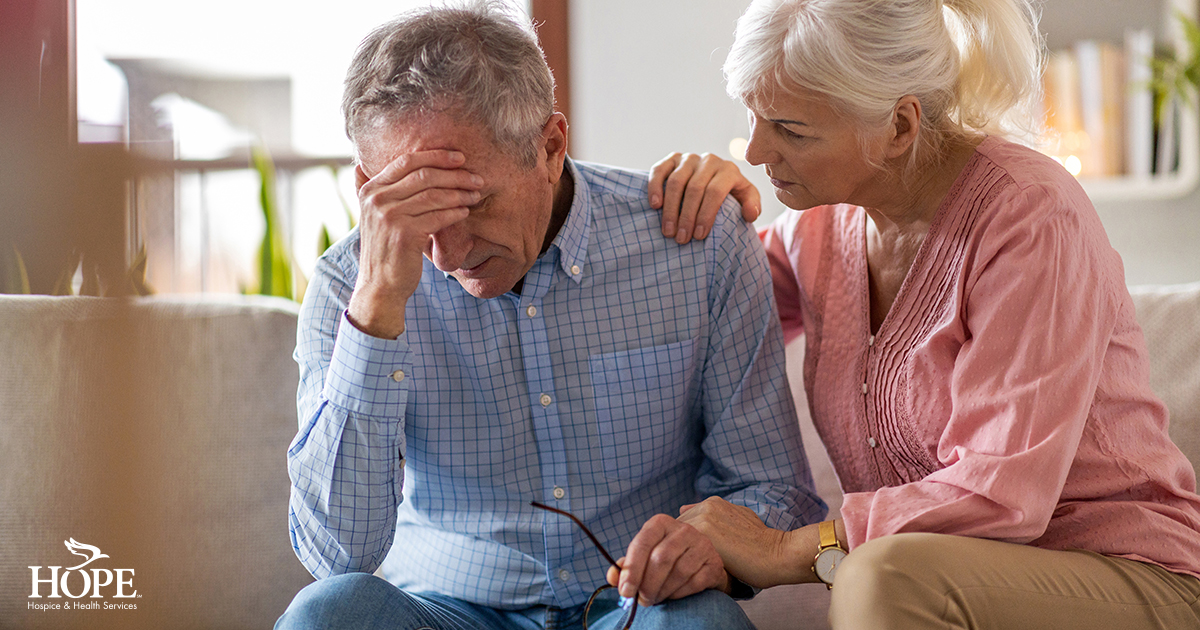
top-left (625, 0), bottom-right (1200, 627)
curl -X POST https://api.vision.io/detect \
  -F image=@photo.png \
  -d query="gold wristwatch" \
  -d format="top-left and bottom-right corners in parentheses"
top-left (811, 520), bottom-right (847, 589)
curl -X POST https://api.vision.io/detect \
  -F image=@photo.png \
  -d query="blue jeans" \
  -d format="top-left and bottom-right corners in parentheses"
top-left (275, 573), bottom-right (756, 630)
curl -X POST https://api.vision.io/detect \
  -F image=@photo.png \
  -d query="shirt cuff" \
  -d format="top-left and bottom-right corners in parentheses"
top-left (323, 310), bottom-right (413, 418)
top-left (838, 491), bottom-right (874, 550)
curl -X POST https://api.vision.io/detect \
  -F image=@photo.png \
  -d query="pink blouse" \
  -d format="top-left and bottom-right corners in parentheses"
top-left (763, 136), bottom-right (1200, 577)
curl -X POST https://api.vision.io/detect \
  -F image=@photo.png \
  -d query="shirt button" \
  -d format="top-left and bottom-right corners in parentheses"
top-left (570, 265), bottom-right (581, 275)
top-left (526, 304), bottom-right (537, 317)
top-left (391, 370), bottom-right (405, 382)
top-left (861, 383), bottom-right (868, 395)
top-left (558, 569), bottom-right (571, 582)
top-left (868, 335), bottom-right (876, 347)
top-left (540, 393), bottom-right (552, 407)
top-left (868, 437), bottom-right (878, 448)
top-left (553, 486), bottom-right (566, 500)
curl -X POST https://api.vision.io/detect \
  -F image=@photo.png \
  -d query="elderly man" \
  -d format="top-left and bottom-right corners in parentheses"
top-left (278, 3), bottom-right (823, 629)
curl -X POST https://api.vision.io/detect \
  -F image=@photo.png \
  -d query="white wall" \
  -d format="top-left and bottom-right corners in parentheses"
top-left (569, 0), bottom-right (1200, 286)
top-left (569, 0), bottom-right (779, 226)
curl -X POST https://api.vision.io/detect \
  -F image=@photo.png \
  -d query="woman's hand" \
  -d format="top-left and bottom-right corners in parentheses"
top-left (676, 496), bottom-right (793, 589)
top-left (649, 152), bottom-right (762, 244)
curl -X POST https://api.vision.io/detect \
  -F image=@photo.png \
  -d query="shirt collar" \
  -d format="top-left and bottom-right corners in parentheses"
top-left (547, 157), bottom-right (590, 285)
top-left (438, 157), bottom-right (590, 286)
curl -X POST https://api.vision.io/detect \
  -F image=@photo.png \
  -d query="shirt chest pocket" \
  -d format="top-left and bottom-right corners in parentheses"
top-left (589, 338), bottom-right (700, 481)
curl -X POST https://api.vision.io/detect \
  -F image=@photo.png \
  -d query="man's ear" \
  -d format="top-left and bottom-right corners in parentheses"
top-left (540, 112), bottom-right (569, 183)
top-left (884, 95), bottom-right (921, 159)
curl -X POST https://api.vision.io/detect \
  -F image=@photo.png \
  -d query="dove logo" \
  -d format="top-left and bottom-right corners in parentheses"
top-left (64, 539), bottom-right (109, 570)
top-left (28, 539), bottom-right (137, 599)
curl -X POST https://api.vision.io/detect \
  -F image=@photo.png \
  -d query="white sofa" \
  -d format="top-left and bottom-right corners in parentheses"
top-left (2, 283), bottom-right (1198, 630)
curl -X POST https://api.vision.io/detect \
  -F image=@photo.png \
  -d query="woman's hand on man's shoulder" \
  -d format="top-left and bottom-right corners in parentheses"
top-left (648, 152), bottom-right (761, 244)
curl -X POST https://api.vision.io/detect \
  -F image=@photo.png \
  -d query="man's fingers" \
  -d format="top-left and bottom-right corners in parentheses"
top-left (606, 562), bottom-right (622, 588)
top-left (618, 515), bottom-right (727, 606)
top-left (633, 523), bottom-right (715, 605)
top-left (406, 206), bottom-right (470, 236)
top-left (361, 165), bottom-right (482, 206)
top-left (639, 541), bottom-right (695, 604)
top-left (354, 163), bottom-right (370, 191)
top-left (360, 184), bottom-right (480, 224)
top-left (663, 559), bottom-right (726, 602)
top-left (371, 149), bottom-right (466, 186)
top-left (617, 515), bottom-right (671, 599)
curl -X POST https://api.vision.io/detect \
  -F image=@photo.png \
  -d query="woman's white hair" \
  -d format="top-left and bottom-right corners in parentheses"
top-left (342, 0), bottom-right (555, 166)
top-left (724, 0), bottom-right (1045, 170)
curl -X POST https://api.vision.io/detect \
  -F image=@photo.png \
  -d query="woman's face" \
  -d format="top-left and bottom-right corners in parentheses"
top-left (743, 88), bottom-right (887, 211)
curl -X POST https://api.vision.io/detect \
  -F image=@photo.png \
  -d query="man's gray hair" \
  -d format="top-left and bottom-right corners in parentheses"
top-left (342, 1), bottom-right (556, 166)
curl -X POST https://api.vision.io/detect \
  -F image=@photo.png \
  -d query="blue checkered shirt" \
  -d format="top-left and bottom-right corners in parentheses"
top-left (288, 159), bottom-right (825, 609)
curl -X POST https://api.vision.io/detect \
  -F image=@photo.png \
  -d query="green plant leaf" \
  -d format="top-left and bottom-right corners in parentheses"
top-left (251, 145), bottom-right (294, 300)
top-left (318, 224), bottom-right (334, 256)
top-left (126, 244), bottom-right (153, 296)
top-left (50, 250), bottom-right (81, 296)
top-left (2, 246), bottom-right (32, 295)
top-left (79, 260), bottom-right (101, 297)
top-left (329, 164), bottom-right (357, 229)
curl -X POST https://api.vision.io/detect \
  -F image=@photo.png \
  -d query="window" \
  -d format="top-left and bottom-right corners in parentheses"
top-left (77, 0), bottom-right (539, 296)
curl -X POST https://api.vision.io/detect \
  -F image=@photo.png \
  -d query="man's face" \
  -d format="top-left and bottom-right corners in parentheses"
top-left (357, 111), bottom-right (558, 299)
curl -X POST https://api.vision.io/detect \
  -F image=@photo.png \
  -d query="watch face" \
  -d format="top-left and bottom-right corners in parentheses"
top-left (814, 547), bottom-right (848, 584)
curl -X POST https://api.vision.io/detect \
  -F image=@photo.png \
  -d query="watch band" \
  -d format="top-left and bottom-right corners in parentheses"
top-left (818, 519), bottom-right (839, 550)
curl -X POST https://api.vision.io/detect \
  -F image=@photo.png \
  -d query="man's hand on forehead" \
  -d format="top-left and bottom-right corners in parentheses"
top-left (346, 148), bottom-right (483, 340)
top-left (357, 149), bottom-right (481, 189)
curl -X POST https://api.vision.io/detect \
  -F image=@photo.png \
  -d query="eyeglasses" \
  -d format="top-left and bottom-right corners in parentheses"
top-left (530, 501), bottom-right (638, 630)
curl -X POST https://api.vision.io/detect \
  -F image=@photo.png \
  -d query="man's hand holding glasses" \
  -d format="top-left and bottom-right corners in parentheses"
top-left (532, 501), bottom-right (731, 629)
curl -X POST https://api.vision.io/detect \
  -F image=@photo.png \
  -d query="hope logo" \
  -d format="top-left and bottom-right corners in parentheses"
top-left (28, 539), bottom-right (137, 599)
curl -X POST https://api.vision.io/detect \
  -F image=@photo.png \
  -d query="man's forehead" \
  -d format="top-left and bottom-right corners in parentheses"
top-left (360, 111), bottom-right (496, 167)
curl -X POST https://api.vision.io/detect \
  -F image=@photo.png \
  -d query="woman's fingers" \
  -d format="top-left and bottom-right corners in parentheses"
top-left (649, 152), bottom-right (684, 237)
top-left (648, 152), bottom-right (682, 207)
top-left (731, 175), bottom-right (762, 223)
top-left (663, 154), bottom-right (702, 243)
top-left (649, 152), bottom-right (762, 244)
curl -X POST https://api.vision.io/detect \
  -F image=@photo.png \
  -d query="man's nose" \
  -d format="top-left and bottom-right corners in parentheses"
top-left (429, 222), bottom-right (473, 272)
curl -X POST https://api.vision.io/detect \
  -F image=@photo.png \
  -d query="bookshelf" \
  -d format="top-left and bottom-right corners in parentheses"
top-left (1041, 0), bottom-right (1199, 202)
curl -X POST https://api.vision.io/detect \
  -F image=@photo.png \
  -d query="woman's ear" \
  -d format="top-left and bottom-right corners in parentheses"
top-left (541, 112), bottom-right (569, 183)
top-left (886, 95), bottom-right (921, 159)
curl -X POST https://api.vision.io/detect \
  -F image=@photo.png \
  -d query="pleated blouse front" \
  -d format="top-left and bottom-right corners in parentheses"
top-left (763, 136), bottom-right (1200, 577)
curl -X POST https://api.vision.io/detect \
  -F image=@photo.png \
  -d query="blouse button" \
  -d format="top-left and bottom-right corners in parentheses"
top-left (868, 436), bottom-right (878, 448)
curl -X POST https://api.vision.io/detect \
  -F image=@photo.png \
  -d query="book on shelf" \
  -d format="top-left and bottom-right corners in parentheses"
top-left (1125, 28), bottom-right (1155, 179)
top-left (1040, 28), bottom-right (1173, 180)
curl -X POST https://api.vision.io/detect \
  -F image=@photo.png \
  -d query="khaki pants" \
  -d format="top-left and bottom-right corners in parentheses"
top-left (829, 533), bottom-right (1200, 630)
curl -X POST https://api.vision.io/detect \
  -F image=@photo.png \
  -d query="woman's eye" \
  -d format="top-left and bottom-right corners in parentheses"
top-left (778, 125), bottom-right (806, 140)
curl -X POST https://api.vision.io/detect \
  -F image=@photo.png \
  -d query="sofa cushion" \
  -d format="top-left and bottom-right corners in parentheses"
top-left (0, 295), bottom-right (312, 630)
top-left (1129, 282), bottom-right (1200, 465)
